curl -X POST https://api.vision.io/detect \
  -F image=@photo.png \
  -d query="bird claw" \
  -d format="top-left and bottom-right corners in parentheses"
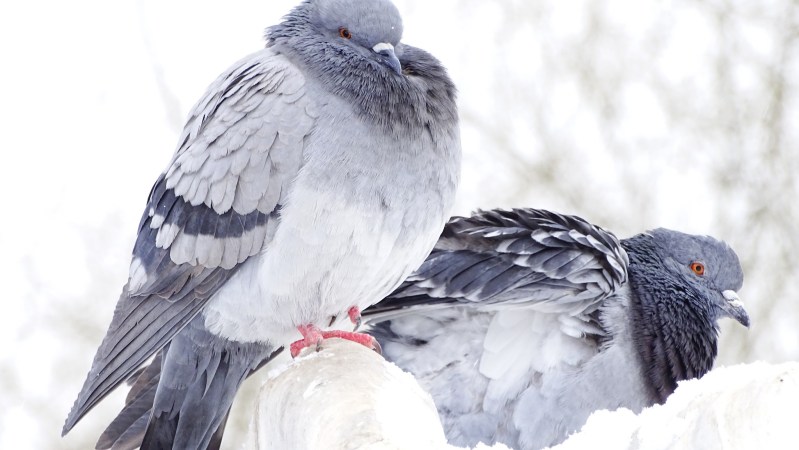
top-left (348, 306), bottom-right (362, 331)
top-left (321, 330), bottom-right (382, 355)
top-left (290, 324), bottom-right (324, 358)
top-left (370, 337), bottom-right (382, 355)
top-left (289, 324), bottom-right (381, 358)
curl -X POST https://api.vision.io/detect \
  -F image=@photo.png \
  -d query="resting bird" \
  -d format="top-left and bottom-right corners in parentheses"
top-left (61, 0), bottom-right (460, 448)
top-left (364, 208), bottom-right (749, 450)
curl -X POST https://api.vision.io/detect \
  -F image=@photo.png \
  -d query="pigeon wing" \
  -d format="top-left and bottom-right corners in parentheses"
top-left (366, 208), bottom-right (629, 320)
top-left (63, 48), bottom-right (316, 434)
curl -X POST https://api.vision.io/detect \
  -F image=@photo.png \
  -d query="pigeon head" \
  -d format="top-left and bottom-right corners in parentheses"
top-left (267, 0), bottom-right (405, 75)
top-left (266, 0), bottom-right (458, 134)
top-left (313, 0), bottom-right (404, 74)
top-left (648, 228), bottom-right (749, 328)
top-left (622, 229), bottom-right (748, 403)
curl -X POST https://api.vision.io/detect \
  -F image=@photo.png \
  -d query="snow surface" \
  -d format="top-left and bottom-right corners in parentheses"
top-left (246, 338), bottom-right (512, 450)
top-left (549, 362), bottom-right (799, 450)
top-left (245, 339), bottom-right (799, 450)
top-left (247, 339), bottom-right (449, 450)
top-left (249, 345), bottom-right (795, 450)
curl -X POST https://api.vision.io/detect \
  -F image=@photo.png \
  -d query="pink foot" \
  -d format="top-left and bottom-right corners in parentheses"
top-left (289, 324), bottom-right (324, 358)
top-left (320, 330), bottom-right (381, 354)
top-left (289, 324), bottom-right (381, 358)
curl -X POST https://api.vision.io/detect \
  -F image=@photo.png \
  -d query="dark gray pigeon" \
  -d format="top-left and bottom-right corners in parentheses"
top-left (61, 0), bottom-right (461, 448)
top-left (364, 208), bottom-right (749, 450)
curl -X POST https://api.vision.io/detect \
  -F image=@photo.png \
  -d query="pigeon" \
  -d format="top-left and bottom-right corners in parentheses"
top-left (363, 208), bottom-right (749, 450)
top-left (61, 0), bottom-right (461, 448)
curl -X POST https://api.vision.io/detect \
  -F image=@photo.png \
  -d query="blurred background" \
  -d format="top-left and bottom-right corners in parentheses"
top-left (1, 0), bottom-right (796, 448)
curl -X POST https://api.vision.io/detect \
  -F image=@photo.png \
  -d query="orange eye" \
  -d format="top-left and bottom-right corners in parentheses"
top-left (690, 262), bottom-right (705, 276)
top-left (339, 27), bottom-right (352, 39)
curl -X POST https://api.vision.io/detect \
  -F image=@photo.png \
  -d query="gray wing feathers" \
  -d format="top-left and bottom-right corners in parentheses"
top-left (64, 271), bottom-right (226, 434)
top-left (64, 49), bottom-right (314, 435)
top-left (367, 208), bottom-right (629, 319)
top-left (98, 346), bottom-right (281, 450)
top-left (451, 210), bottom-right (628, 309)
top-left (96, 353), bottom-right (162, 450)
top-left (160, 49), bottom-right (314, 270)
top-left (141, 316), bottom-right (274, 450)
top-left (166, 50), bottom-right (312, 216)
top-left (98, 318), bottom-right (276, 450)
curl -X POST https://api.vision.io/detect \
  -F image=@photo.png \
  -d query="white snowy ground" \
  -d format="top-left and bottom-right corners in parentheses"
top-left (549, 361), bottom-right (798, 450)
top-left (249, 340), bottom-right (797, 450)
top-left (245, 339), bottom-right (511, 450)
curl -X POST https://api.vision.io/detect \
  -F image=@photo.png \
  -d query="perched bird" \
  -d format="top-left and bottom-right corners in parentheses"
top-left (62, 0), bottom-right (461, 448)
top-left (364, 208), bottom-right (749, 450)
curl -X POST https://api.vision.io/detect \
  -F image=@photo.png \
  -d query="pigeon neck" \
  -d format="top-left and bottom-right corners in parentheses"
top-left (623, 235), bottom-right (720, 404)
top-left (265, 13), bottom-right (457, 137)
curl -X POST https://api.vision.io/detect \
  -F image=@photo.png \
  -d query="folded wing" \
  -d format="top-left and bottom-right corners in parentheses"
top-left (367, 208), bottom-right (629, 320)
top-left (63, 48), bottom-right (316, 434)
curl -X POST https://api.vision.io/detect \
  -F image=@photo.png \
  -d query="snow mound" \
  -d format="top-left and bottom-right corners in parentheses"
top-left (246, 338), bottom-right (512, 450)
top-left (549, 361), bottom-right (799, 450)
top-left (247, 340), bottom-right (799, 450)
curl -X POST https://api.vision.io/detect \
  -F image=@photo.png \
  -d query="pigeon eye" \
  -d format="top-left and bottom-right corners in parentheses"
top-left (339, 27), bottom-right (352, 39)
top-left (690, 262), bottom-right (705, 276)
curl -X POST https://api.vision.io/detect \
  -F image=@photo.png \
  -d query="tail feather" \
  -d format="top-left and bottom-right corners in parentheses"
top-left (99, 414), bottom-right (149, 450)
top-left (96, 352), bottom-right (162, 450)
top-left (98, 315), bottom-right (277, 450)
top-left (63, 284), bottom-right (214, 435)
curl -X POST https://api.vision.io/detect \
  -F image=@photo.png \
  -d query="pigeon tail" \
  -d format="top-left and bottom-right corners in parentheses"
top-left (128, 315), bottom-right (275, 450)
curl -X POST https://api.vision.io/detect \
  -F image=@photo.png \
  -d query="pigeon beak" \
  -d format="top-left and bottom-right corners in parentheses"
top-left (721, 290), bottom-right (750, 328)
top-left (373, 42), bottom-right (402, 75)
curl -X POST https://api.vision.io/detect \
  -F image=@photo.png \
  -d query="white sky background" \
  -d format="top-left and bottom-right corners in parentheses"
top-left (1, 0), bottom-right (797, 448)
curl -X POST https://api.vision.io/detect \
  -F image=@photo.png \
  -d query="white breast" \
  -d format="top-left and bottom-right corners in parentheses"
top-left (202, 90), bottom-right (457, 345)
top-left (203, 181), bottom-right (441, 345)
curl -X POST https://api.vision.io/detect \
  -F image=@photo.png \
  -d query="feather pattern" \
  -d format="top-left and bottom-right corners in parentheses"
top-left (96, 352), bottom-right (163, 450)
top-left (62, 47), bottom-right (315, 436)
top-left (368, 208), bottom-right (629, 317)
top-left (139, 317), bottom-right (276, 449)
top-left (165, 51), bottom-right (311, 215)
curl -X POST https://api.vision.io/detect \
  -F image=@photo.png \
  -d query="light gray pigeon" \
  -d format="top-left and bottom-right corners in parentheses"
top-left (61, 0), bottom-right (460, 448)
top-left (364, 208), bottom-right (749, 450)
